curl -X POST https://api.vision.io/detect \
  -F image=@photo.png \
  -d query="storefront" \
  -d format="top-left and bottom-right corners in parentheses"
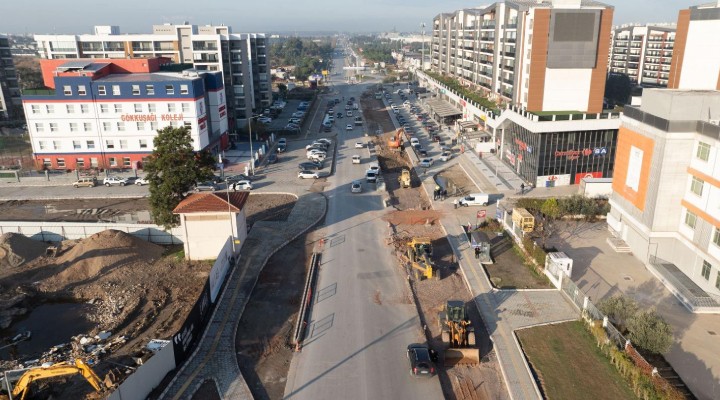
top-left (500, 121), bottom-right (618, 187)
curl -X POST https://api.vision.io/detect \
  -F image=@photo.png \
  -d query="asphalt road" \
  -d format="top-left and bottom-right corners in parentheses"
top-left (283, 48), bottom-right (444, 399)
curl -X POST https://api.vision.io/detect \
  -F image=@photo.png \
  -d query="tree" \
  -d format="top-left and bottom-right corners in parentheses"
top-left (144, 127), bottom-right (216, 229)
top-left (277, 83), bottom-right (287, 99)
top-left (598, 294), bottom-right (639, 331)
top-left (537, 198), bottom-right (561, 247)
top-left (627, 309), bottom-right (673, 354)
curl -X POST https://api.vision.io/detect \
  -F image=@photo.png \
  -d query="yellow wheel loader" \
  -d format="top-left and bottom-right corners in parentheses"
top-left (438, 301), bottom-right (480, 366)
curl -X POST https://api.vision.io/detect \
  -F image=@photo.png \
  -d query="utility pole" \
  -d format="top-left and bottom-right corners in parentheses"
top-left (420, 23), bottom-right (426, 72)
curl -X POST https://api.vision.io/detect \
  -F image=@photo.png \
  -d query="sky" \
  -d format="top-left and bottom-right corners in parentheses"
top-left (0, 0), bottom-right (704, 35)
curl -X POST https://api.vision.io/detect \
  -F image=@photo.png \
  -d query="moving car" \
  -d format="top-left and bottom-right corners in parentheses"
top-left (354, 142), bottom-right (365, 149)
top-left (352, 155), bottom-right (361, 164)
top-left (230, 180), bottom-right (253, 190)
top-left (307, 149), bottom-right (326, 158)
top-left (418, 158), bottom-right (434, 168)
top-left (458, 193), bottom-right (490, 207)
top-left (135, 177), bottom-right (149, 186)
top-left (351, 180), bottom-right (362, 193)
top-left (440, 151), bottom-right (453, 162)
top-left (365, 170), bottom-right (378, 183)
top-left (346, 110), bottom-right (353, 117)
top-left (73, 177), bottom-right (97, 188)
top-left (103, 176), bottom-right (128, 186)
top-left (298, 170), bottom-right (320, 179)
top-left (346, 124), bottom-right (353, 131)
top-left (299, 161), bottom-right (324, 170)
top-left (407, 344), bottom-right (437, 377)
top-left (316, 138), bottom-right (332, 146)
top-left (367, 163), bottom-right (380, 174)
top-left (410, 138), bottom-right (420, 147)
top-left (278, 138), bottom-right (287, 146)
top-left (226, 174), bottom-right (251, 184)
top-left (194, 181), bottom-right (218, 192)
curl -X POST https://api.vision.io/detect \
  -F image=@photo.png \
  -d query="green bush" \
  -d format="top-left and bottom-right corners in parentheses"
top-left (424, 70), bottom-right (500, 113)
top-left (627, 310), bottom-right (673, 355)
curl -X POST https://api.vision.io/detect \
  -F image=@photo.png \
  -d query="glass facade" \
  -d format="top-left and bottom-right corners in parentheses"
top-left (501, 121), bottom-right (618, 187)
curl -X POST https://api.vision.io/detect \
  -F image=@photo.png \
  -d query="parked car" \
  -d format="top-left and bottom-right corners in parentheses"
top-left (258, 117), bottom-right (272, 125)
top-left (299, 161), bottom-right (324, 170)
top-left (226, 174), bottom-right (251, 184)
top-left (407, 344), bottom-right (437, 377)
top-left (365, 170), bottom-right (378, 183)
top-left (410, 138), bottom-right (420, 147)
top-left (277, 138), bottom-right (287, 146)
top-left (194, 181), bottom-right (218, 192)
top-left (351, 180), bottom-right (362, 193)
top-left (277, 144), bottom-right (287, 153)
top-left (298, 170), bottom-right (320, 179)
top-left (135, 177), bottom-right (149, 186)
top-left (73, 177), bottom-right (97, 188)
top-left (346, 124), bottom-right (353, 131)
top-left (103, 176), bottom-right (128, 186)
top-left (418, 158), bottom-right (434, 168)
top-left (316, 138), bottom-right (332, 146)
top-left (307, 149), bottom-right (327, 158)
top-left (288, 118), bottom-right (302, 124)
top-left (440, 152), bottom-right (453, 162)
top-left (267, 153), bottom-right (278, 164)
top-left (458, 193), bottom-right (490, 207)
top-left (230, 180), bottom-right (253, 190)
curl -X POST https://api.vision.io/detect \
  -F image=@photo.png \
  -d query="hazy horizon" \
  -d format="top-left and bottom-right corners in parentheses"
top-left (0, 0), bottom-right (701, 35)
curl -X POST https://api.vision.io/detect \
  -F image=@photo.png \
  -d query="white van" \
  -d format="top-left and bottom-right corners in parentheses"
top-left (458, 193), bottom-right (490, 207)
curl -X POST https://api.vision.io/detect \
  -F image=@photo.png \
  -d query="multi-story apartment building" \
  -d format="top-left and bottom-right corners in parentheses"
top-left (424, 0), bottom-right (619, 187)
top-left (668, 1), bottom-right (720, 90)
top-left (608, 24), bottom-right (676, 88)
top-left (608, 89), bottom-right (720, 311)
top-left (0, 34), bottom-right (22, 120)
top-left (34, 25), bottom-right (270, 133)
top-left (432, 0), bottom-right (613, 114)
top-left (22, 57), bottom-right (228, 171)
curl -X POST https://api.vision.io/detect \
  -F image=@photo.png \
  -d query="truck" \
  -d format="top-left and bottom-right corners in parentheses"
top-left (354, 116), bottom-right (363, 126)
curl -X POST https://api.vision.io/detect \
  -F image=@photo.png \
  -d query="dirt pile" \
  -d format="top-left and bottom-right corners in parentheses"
top-left (0, 232), bottom-right (49, 269)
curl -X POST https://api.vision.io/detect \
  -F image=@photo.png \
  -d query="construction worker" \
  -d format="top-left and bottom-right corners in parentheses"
top-left (520, 183), bottom-right (526, 195)
top-left (474, 247), bottom-right (481, 259)
top-left (453, 198), bottom-right (458, 209)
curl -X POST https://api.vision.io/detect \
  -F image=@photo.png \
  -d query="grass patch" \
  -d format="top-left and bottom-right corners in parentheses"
top-left (482, 235), bottom-right (552, 289)
top-left (517, 321), bottom-right (636, 400)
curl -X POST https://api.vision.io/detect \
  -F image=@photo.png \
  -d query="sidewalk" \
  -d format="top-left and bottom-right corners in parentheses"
top-left (159, 192), bottom-right (327, 400)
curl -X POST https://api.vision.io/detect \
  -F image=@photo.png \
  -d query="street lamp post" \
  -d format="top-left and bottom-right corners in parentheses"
top-left (420, 23), bottom-right (426, 72)
top-left (225, 177), bottom-right (236, 254)
top-left (247, 114), bottom-right (261, 176)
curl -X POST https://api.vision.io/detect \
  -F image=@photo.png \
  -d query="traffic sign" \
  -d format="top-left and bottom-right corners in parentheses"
top-left (477, 210), bottom-right (486, 218)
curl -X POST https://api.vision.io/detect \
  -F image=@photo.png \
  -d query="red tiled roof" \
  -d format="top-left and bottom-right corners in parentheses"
top-left (173, 192), bottom-right (249, 214)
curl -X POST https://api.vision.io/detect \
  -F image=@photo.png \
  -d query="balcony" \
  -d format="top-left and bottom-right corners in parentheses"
top-left (481, 22), bottom-right (495, 29)
top-left (103, 43), bottom-right (125, 52)
top-left (503, 51), bottom-right (515, 58)
top-left (194, 54), bottom-right (220, 63)
top-left (193, 42), bottom-right (219, 51)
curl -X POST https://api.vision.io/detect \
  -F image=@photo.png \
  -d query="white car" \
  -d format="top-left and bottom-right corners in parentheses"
top-left (103, 176), bottom-right (128, 186)
top-left (351, 180), bottom-right (362, 193)
top-left (277, 138), bottom-right (287, 146)
top-left (410, 138), bottom-right (420, 146)
top-left (316, 138), bottom-right (332, 146)
top-left (258, 117), bottom-right (272, 124)
top-left (298, 170), bottom-right (320, 179)
top-left (231, 180), bottom-right (253, 190)
top-left (354, 142), bottom-right (365, 149)
top-left (292, 111), bottom-right (305, 118)
top-left (346, 124), bottom-right (353, 131)
top-left (367, 163), bottom-right (380, 174)
top-left (440, 152), bottom-right (453, 162)
top-left (458, 193), bottom-right (490, 207)
top-left (418, 158), bottom-right (434, 168)
top-left (135, 177), bottom-right (149, 186)
top-left (346, 111), bottom-right (353, 117)
top-left (307, 149), bottom-right (327, 158)
top-left (352, 155), bottom-right (361, 164)
top-left (306, 143), bottom-right (329, 150)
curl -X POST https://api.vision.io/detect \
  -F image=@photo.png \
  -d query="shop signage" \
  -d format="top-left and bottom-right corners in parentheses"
top-left (593, 147), bottom-right (608, 156)
top-left (505, 149), bottom-right (516, 166)
top-left (120, 113), bottom-right (184, 122)
top-left (536, 174), bottom-right (571, 187)
top-left (514, 138), bottom-right (529, 152)
top-left (574, 171), bottom-right (603, 184)
top-left (554, 148), bottom-right (593, 160)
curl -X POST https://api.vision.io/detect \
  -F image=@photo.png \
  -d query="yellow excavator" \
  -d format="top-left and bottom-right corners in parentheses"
top-left (438, 301), bottom-right (480, 366)
top-left (411, 254), bottom-right (437, 280)
top-left (407, 237), bottom-right (433, 262)
top-left (9, 358), bottom-right (106, 400)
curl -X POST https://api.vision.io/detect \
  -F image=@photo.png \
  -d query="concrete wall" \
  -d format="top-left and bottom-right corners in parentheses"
top-left (678, 20), bottom-right (720, 90)
top-left (107, 340), bottom-right (176, 400)
top-left (0, 221), bottom-right (183, 244)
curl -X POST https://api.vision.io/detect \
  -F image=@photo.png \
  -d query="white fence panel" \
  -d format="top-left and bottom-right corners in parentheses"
top-left (0, 221), bottom-right (184, 245)
top-left (106, 340), bottom-right (176, 400)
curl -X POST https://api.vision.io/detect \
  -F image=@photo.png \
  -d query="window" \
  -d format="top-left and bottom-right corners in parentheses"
top-left (134, 103), bottom-right (143, 112)
top-left (90, 158), bottom-right (98, 167)
top-left (701, 261), bottom-right (711, 280)
top-left (77, 85), bottom-right (87, 96)
top-left (112, 85), bottom-right (120, 95)
top-left (132, 85), bottom-right (140, 95)
top-left (84, 122), bottom-right (92, 132)
top-left (139, 139), bottom-right (148, 148)
top-left (38, 141), bottom-right (46, 150)
top-left (199, 101), bottom-right (204, 114)
top-left (66, 104), bottom-right (75, 113)
top-left (69, 123), bottom-right (78, 132)
top-left (165, 84), bottom-right (174, 95)
top-left (52, 141), bottom-right (60, 150)
top-left (184, 121), bottom-right (192, 130)
top-left (150, 122), bottom-right (158, 131)
top-left (123, 157), bottom-right (131, 167)
top-left (690, 177), bottom-right (704, 196)
top-left (98, 85), bottom-right (107, 96)
top-left (148, 103), bottom-right (157, 112)
top-left (31, 105), bottom-right (40, 114)
top-left (76, 158), bottom-right (85, 168)
top-left (180, 84), bottom-right (189, 94)
top-left (73, 141), bottom-right (81, 150)
top-left (136, 122), bottom-right (145, 130)
top-left (146, 84), bottom-right (155, 95)
top-left (43, 158), bottom-right (51, 168)
top-left (109, 157), bottom-right (117, 167)
top-left (103, 122), bottom-right (111, 132)
top-left (114, 104), bottom-right (122, 113)
top-left (81, 104), bottom-right (89, 114)
top-left (106, 140), bottom-right (115, 149)
top-left (168, 103), bottom-right (176, 112)
top-left (116, 122), bottom-right (125, 132)
top-left (87, 140), bottom-right (95, 149)
top-left (46, 105), bottom-right (55, 113)
top-left (713, 228), bottom-right (720, 247)
top-left (182, 103), bottom-right (190, 112)
top-left (696, 142), bottom-right (711, 162)
top-left (685, 210), bottom-right (697, 228)
top-left (49, 123), bottom-right (58, 132)
top-left (35, 123), bottom-right (44, 132)
top-left (63, 85), bottom-right (72, 95)
top-left (100, 104), bottom-right (109, 114)
top-left (119, 140), bottom-right (127, 149)
top-left (57, 158), bottom-right (65, 168)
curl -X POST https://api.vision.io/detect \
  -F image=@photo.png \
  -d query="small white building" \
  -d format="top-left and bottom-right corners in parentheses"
top-left (173, 191), bottom-right (249, 260)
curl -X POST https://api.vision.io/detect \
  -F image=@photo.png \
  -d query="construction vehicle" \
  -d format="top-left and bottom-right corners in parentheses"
top-left (407, 237), bottom-right (433, 262)
top-left (438, 301), bottom-right (480, 366)
top-left (388, 128), bottom-right (404, 149)
top-left (398, 168), bottom-right (411, 188)
top-left (410, 254), bottom-right (437, 280)
top-left (10, 358), bottom-right (106, 400)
